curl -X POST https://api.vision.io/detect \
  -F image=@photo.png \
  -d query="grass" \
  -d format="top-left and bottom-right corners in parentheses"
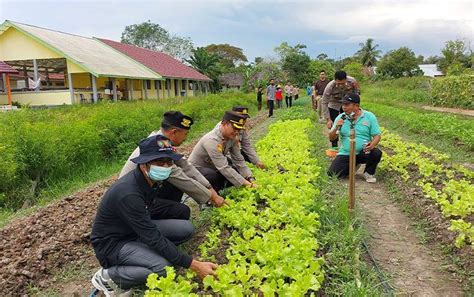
top-left (362, 84), bottom-right (474, 164)
top-left (0, 160), bottom-right (124, 228)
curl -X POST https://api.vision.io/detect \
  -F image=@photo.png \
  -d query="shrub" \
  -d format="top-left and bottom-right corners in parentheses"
top-left (0, 93), bottom-right (255, 209)
top-left (431, 75), bottom-right (473, 109)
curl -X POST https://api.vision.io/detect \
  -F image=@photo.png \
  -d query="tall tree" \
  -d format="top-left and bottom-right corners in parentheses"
top-left (377, 47), bottom-right (422, 78)
top-left (354, 38), bottom-right (382, 67)
top-left (437, 39), bottom-right (470, 73)
top-left (203, 44), bottom-right (248, 69)
top-left (121, 20), bottom-right (194, 61)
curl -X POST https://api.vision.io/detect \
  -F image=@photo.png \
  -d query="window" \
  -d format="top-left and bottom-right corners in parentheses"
top-left (155, 80), bottom-right (161, 90)
top-left (189, 81), bottom-right (193, 90)
top-left (181, 80), bottom-right (186, 90)
top-left (165, 79), bottom-right (171, 90)
top-left (146, 80), bottom-right (151, 90)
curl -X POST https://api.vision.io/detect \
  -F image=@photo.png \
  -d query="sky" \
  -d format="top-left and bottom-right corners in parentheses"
top-left (1, 0), bottom-right (473, 62)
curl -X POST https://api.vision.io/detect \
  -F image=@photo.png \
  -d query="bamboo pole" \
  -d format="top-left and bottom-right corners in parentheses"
top-left (348, 124), bottom-right (356, 212)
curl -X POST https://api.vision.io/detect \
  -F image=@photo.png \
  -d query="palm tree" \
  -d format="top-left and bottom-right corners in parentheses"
top-left (186, 47), bottom-right (222, 91)
top-left (355, 38), bottom-right (382, 67)
top-left (186, 47), bottom-right (221, 78)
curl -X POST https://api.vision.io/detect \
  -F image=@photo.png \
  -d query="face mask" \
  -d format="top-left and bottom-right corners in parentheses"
top-left (147, 165), bottom-right (172, 182)
top-left (345, 111), bottom-right (355, 119)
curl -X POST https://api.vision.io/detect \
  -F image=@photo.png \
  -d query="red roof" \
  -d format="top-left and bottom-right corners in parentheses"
top-left (98, 38), bottom-right (212, 81)
top-left (0, 61), bottom-right (19, 74)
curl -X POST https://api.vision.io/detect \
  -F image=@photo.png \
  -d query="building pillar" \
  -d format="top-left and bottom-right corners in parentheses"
top-left (205, 82), bottom-right (209, 95)
top-left (167, 79), bottom-right (171, 98)
top-left (2, 73), bottom-right (6, 92)
top-left (68, 72), bottom-right (74, 104)
top-left (33, 59), bottom-right (40, 91)
top-left (130, 79), bottom-right (134, 100)
top-left (185, 80), bottom-right (189, 97)
top-left (23, 64), bottom-right (28, 89)
top-left (112, 78), bottom-right (117, 102)
top-left (91, 74), bottom-right (98, 103)
top-left (143, 80), bottom-right (148, 99)
top-left (156, 80), bottom-right (160, 99)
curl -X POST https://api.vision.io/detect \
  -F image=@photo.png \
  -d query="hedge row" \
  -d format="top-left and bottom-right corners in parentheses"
top-left (431, 75), bottom-right (473, 109)
top-left (0, 93), bottom-right (255, 209)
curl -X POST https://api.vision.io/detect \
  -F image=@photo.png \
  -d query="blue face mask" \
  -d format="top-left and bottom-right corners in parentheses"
top-left (147, 165), bottom-right (172, 182)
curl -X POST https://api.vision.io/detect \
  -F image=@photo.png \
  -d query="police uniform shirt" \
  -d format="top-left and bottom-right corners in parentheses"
top-left (119, 130), bottom-right (211, 204)
top-left (239, 129), bottom-right (260, 165)
top-left (188, 124), bottom-right (252, 187)
top-left (321, 76), bottom-right (360, 119)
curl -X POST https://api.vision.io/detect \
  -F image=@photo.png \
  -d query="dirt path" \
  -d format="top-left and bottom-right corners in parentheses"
top-left (320, 122), bottom-right (464, 296)
top-left (0, 111), bottom-right (269, 296)
top-left (421, 106), bottom-right (474, 117)
top-left (353, 171), bottom-right (464, 296)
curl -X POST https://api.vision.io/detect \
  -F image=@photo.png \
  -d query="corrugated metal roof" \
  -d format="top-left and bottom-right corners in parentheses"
top-left (3, 21), bottom-right (161, 79)
top-left (0, 61), bottom-right (19, 74)
top-left (98, 38), bottom-right (212, 81)
top-left (419, 64), bottom-right (444, 77)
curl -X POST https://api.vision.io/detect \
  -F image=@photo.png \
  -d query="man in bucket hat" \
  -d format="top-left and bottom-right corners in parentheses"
top-left (189, 111), bottom-right (257, 191)
top-left (91, 134), bottom-right (218, 296)
top-left (120, 111), bottom-right (227, 216)
top-left (231, 105), bottom-right (265, 169)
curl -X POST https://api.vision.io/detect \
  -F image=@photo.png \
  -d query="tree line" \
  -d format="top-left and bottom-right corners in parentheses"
top-left (121, 21), bottom-right (473, 92)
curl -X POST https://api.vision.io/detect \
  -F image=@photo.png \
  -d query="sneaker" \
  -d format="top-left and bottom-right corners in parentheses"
top-left (355, 164), bottom-right (361, 172)
top-left (363, 172), bottom-right (377, 183)
top-left (91, 268), bottom-right (132, 297)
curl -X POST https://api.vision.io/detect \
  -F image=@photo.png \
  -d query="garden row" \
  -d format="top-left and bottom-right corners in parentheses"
top-left (0, 93), bottom-right (255, 210)
top-left (146, 119), bottom-right (325, 296)
top-left (362, 101), bottom-right (474, 152)
top-left (379, 128), bottom-right (474, 248)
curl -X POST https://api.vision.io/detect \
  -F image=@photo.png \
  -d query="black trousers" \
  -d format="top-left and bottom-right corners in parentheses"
top-left (196, 167), bottom-right (232, 192)
top-left (328, 148), bottom-right (383, 177)
top-left (268, 100), bottom-right (274, 117)
top-left (148, 182), bottom-right (190, 220)
top-left (329, 107), bottom-right (343, 147)
top-left (285, 95), bottom-right (292, 107)
top-left (257, 99), bottom-right (262, 111)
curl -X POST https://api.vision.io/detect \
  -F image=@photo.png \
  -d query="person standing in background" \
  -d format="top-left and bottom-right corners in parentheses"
top-left (266, 78), bottom-right (276, 117)
top-left (256, 86), bottom-right (263, 111)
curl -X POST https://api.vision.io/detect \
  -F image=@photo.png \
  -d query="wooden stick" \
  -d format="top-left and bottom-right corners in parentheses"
top-left (349, 126), bottom-right (356, 212)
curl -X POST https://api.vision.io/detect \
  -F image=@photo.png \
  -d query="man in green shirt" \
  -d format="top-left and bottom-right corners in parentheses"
top-left (327, 93), bottom-right (382, 183)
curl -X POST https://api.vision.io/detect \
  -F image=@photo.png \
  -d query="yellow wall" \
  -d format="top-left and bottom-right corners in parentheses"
top-left (67, 59), bottom-right (87, 74)
top-left (0, 90), bottom-right (71, 106)
top-left (0, 27), bottom-right (62, 61)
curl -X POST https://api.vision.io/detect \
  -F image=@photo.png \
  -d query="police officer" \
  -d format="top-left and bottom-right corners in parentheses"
top-left (231, 105), bottom-right (266, 169)
top-left (188, 111), bottom-right (257, 192)
top-left (321, 70), bottom-right (360, 148)
top-left (120, 111), bottom-right (227, 220)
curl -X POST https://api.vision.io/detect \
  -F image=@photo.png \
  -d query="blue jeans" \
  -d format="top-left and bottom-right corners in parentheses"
top-left (106, 219), bottom-right (194, 289)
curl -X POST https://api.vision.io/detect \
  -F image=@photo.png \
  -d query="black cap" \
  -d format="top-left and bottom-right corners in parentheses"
top-left (222, 111), bottom-right (246, 129)
top-left (341, 93), bottom-right (360, 104)
top-left (130, 135), bottom-right (182, 164)
top-left (161, 111), bottom-right (194, 130)
top-left (232, 105), bottom-right (250, 118)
